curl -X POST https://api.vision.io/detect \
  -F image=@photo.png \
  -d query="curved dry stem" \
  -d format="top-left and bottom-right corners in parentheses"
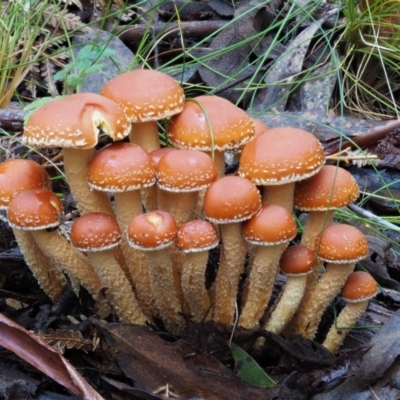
top-left (88, 249), bottom-right (147, 324)
top-left (13, 229), bottom-right (67, 300)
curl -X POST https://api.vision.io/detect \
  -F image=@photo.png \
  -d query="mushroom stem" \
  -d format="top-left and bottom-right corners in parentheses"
top-left (262, 184), bottom-right (295, 211)
top-left (114, 191), bottom-right (154, 320)
top-left (210, 150), bottom-right (225, 178)
top-left (130, 121), bottom-right (160, 153)
top-left (32, 229), bottom-right (102, 298)
top-left (322, 300), bottom-right (368, 354)
top-left (301, 211), bottom-right (335, 250)
top-left (213, 222), bottom-right (247, 327)
top-left (87, 249), bottom-right (147, 324)
top-left (239, 243), bottom-right (287, 328)
top-left (181, 251), bottom-right (211, 322)
top-left (146, 249), bottom-right (185, 334)
top-left (294, 262), bottom-right (355, 339)
top-left (63, 148), bottom-right (114, 217)
top-left (12, 230), bottom-right (67, 300)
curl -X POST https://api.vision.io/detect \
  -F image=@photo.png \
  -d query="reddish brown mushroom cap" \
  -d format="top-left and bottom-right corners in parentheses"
top-left (0, 159), bottom-right (51, 209)
top-left (168, 95), bottom-right (255, 152)
top-left (7, 189), bottom-right (63, 230)
top-left (242, 204), bottom-right (297, 245)
top-left (203, 175), bottom-right (261, 223)
top-left (150, 147), bottom-right (178, 166)
top-left (176, 220), bottom-right (219, 253)
top-left (342, 271), bottom-right (378, 302)
top-left (238, 127), bottom-right (325, 185)
top-left (295, 165), bottom-right (360, 211)
top-left (70, 212), bottom-right (121, 252)
top-left (23, 93), bottom-right (130, 149)
top-left (127, 210), bottom-right (178, 250)
top-left (156, 149), bottom-right (218, 192)
top-left (280, 245), bottom-right (315, 276)
top-left (87, 142), bottom-right (156, 192)
top-left (101, 70), bottom-right (185, 122)
top-left (315, 224), bottom-right (369, 263)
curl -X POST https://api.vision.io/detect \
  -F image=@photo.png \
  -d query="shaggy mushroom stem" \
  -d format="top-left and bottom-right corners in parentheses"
top-left (129, 121), bottom-right (160, 152)
top-left (262, 184), bottom-right (295, 211)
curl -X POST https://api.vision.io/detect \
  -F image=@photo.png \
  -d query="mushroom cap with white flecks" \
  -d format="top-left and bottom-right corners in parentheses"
top-left (7, 189), bottom-right (63, 230)
top-left (203, 175), bottom-right (261, 224)
top-left (176, 220), bottom-right (219, 253)
top-left (239, 127), bottom-right (325, 185)
top-left (0, 159), bottom-right (51, 209)
top-left (243, 204), bottom-right (297, 246)
top-left (127, 210), bottom-right (178, 251)
top-left (23, 93), bottom-right (130, 149)
top-left (87, 142), bottom-right (156, 192)
top-left (70, 212), bottom-right (121, 252)
top-left (156, 149), bottom-right (218, 192)
top-left (295, 165), bottom-right (360, 211)
top-left (168, 95), bottom-right (255, 152)
top-left (101, 70), bottom-right (184, 122)
top-left (315, 224), bottom-right (369, 263)
top-left (279, 245), bottom-right (315, 276)
top-left (341, 271), bottom-right (378, 303)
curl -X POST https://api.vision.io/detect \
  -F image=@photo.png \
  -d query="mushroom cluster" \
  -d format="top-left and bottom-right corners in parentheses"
top-left (1, 69), bottom-right (373, 353)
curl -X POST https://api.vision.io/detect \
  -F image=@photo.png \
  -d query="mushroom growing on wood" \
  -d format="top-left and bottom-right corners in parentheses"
top-left (203, 175), bottom-right (261, 327)
top-left (322, 271), bottom-right (378, 354)
top-left (239, 127), bottom-right (325, 211)
top-left (7, 189), bottom-right (102, 298)
top-left (239, 204), bottom-right (298, 329)
top-left (70, 212), bottom-right (147, 324)
top-left (127, 210), bottom-right (185, 334)
top-left (0, 159), bottom-right (67, 300)
top-left (294, 224), bottom-right (369, 339)
top-left (87, 142), bottom-right (156, 319)
top-left (22, 93), bottom-right (131, 216)
top-left (263, 244), bottom-right (315, 334)
top-left (176, 220), bottom-right (218, 322)
top-left (101, 69), bottom-right (185, 152)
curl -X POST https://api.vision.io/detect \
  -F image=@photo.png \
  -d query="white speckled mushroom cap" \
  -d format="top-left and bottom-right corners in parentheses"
top-left (70, 212), bottom-right (121, 252)
top-left (156, 149), bottom-right (218, 192)
top-left (242, 204), bottom-right (297, 246)
top-left (341, 271), bottom-right (378, 303)
top-left (0, 159), bottom-right (51, 210)
top-left (7, 189), bottom-right (63, 230)
top-left (101, 69), bottom-right (185, 122)
top-left (23, 93), bottom-right (131, 149)
top-left (87, 142), bottom-right (156, 192)
top-left (295, 165), bottom-right (360, 211)
top-left (176, 220), bottom-right (219, 253)
top-left (168, 95), bottom-right (255, 152)
top-left (239, 127), bottom-right (325, 185)
top-left (279, 245), bottom-right (315, 276)
top-left (315, 224), bottom-right (369, 264)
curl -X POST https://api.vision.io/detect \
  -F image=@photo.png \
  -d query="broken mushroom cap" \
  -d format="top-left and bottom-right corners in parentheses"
top-left (0, 159), bottom-right (51, 209)
top-left (127, 210), bottom-right (178, 251)
top-left (70, 212), bottom-right (121, 252)
top-left (7, 188), bottom-right (63, 230)
top-left (101, 69), bottom-right (185, 123)
top-left (322, 271), bottom-right (378, 354)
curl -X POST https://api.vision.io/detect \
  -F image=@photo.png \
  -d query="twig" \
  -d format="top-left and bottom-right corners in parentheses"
top-left (348, 203), bottom-right (400, 232)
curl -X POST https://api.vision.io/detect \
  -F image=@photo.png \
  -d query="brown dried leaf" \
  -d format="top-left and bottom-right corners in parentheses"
top-left (375, 136), bottom-right (400, 168)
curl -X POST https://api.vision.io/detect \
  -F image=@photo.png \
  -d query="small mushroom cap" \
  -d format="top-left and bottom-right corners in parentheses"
top-left (176, 220), bottom-right (219, 253)
top-left (238, 127), bottom-right (325, 185)
top-left (156, 149), bottom-right (218, 192)
top-left (294, 165), bottom-right (360, 211)
top-left (7, 189), bottom-right (63, 230)
top-left (342, 271), bottom-right (378, 303)
top-left (87, 142), bottom-right (156, 192)
top-left (280, 245), bottom-right (315, 276)
top-left (315, 224), bottom-right (369, 263)
top-left (0, 159), bottom-right (51, 209)
top-left (70, 212), bottom-right (121, 252)
top-left (242, 204), bottom-right (297, 245)
top-left (101, 70), bottom-right (184, 122)
top-left (23, 93), bottom-right (130, 149)
top-left (150, 147), bottom-right (178, 166)
top-left (203, 175), bottom-right (261, 224)
top-left (168, 95), bottom-right (255, 152)
top-left (127, 210), bottom-right (178, 251)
